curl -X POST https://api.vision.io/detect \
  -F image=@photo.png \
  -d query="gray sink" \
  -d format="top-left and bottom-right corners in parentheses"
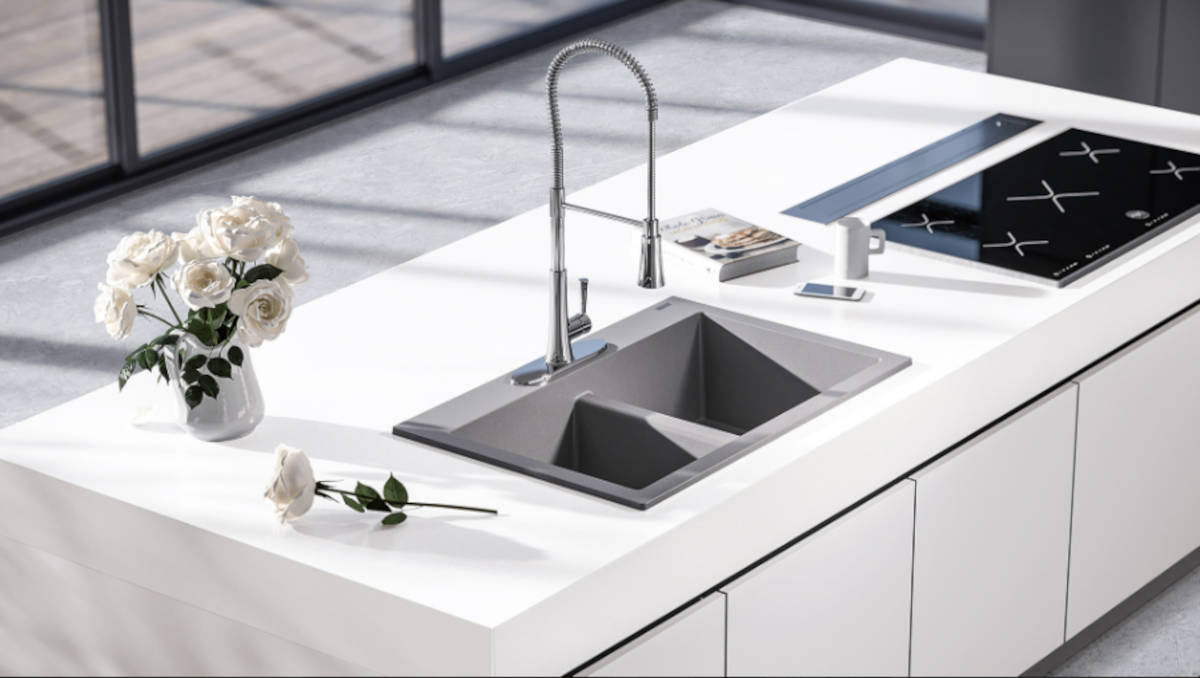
top-left (394, 297), bottom-right (909, 508)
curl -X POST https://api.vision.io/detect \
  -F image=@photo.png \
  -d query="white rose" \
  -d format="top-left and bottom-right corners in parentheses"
top-left (105, 230), bottom-right (178, 289)
top-left (174, 227), bottom-right (221, 263)
top-left (93, 283), bottom-right (135, 340)
top-left (232, 195), bottom-right (291, 233)
top-left (265, 444), bottom-right (315, 523)
top-left (227, 278), bottom-right (293, 347)
top-left (195, 196), bottom-right (291, 262)
top-left (265, 237), bottom-right (308, 285)
top-left (172, 259), bottom-right (235, 310)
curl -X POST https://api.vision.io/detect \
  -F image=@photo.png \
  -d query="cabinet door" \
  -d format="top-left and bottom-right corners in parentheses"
top-left (724, 481), bottom-right (915, 677)
top-left (1068, 306), bottom-right (1200, 637)
top-left (910, 385), bottom-right (1076, 676)
top-left (577, 593), bottom-right (725, 677)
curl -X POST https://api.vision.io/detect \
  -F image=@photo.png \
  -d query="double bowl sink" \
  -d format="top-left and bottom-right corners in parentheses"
top-left (395, 298), bottom-right (909, 508)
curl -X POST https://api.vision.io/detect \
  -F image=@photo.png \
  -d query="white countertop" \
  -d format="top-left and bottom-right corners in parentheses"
top-left (3, 59), bottom-right (1199, 675)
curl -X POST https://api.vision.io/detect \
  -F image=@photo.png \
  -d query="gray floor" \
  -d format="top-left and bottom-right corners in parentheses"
top-left (0, 1), bottom-right (1193, 675)
top-left (1052, 565), bottom-right (1200, 676)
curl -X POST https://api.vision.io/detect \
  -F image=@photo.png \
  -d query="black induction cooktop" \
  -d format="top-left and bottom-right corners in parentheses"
top-left (874, 128), bottom-right (1200, 286)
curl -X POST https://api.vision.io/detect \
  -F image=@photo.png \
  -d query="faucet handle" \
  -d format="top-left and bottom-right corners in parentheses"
top-left (578, 277), bottom-right (589, 315)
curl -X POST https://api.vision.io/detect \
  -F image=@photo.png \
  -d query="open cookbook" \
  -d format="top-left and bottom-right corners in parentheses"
top-left (662, 208), bottom-right (799, 282)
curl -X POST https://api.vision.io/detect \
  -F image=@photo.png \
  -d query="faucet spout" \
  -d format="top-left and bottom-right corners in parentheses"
top-left (513, 40), bottom-right (663, 385)
top-left (541, 39), bottom-right (663, 374)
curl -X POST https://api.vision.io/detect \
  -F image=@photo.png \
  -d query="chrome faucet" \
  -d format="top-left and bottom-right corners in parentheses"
top-left (512, 39), bottom-right (664, 386)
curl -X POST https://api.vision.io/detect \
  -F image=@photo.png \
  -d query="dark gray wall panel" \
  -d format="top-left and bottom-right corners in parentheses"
top-left (1159, 0), bottom-right (1200, 115)
top-left (987, 0), bottom-right (1163, 104)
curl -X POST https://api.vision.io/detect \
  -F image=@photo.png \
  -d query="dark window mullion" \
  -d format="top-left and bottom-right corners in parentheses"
top-left (414, 0), bottom-right (444, 80)
top-left (98, 0), bottom-right (139, 172)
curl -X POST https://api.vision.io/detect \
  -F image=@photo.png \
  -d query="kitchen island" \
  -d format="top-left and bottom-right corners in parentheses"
top-left (2, 59), bottom-right (1198, 675)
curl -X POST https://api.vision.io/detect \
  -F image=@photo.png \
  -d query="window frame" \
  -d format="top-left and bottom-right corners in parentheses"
top-left (0, 0), bottom-right (983, 238)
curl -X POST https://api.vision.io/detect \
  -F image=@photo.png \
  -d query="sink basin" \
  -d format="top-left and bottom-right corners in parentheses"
top-left (394, 297), bottom-right (910, 508)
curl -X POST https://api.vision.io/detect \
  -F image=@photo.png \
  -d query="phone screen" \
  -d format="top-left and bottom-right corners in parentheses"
top-left (797, 283), bottom-right (863, 300)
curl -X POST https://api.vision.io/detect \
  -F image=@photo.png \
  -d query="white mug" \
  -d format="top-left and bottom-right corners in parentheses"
top-left (833, 216), bottom-right (886, 279)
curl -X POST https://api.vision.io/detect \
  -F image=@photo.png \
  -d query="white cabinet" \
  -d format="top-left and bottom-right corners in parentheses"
top-left (723, 481), bottom-right (915, 677)
top-left (909, 385), bottom-right (1076, 676)
top-left (1067, 305), bottom-right (1200, 637)
top-left (577, 593), bottom-right (725, 677)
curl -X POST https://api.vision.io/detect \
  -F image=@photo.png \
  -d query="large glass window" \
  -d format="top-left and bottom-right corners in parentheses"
top-left (0, 0), bottom-right (988, 235)
top-left (130, 0), bottom-right (416, 154)
top-left (442, 0), bottom-right (619, 57)
top-left (0, 0), bottom-right (108, 197)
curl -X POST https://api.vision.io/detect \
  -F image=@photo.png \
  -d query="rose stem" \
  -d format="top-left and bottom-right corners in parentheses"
top-left (406, 502), bottom-right (499, 515)
top-left (137, 309), bottom-right (179, 328)
top-left (324, 488), bottom-right (498, 515)
top-left (155, 275), bottom-right (184, 325)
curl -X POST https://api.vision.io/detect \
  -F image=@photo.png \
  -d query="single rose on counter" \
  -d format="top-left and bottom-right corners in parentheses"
top-left (227, 277), bottom-right (293, 347)
top-left (172, 259), bottom-right (235, 310)
top-left (265, 443), bottom-right (499, 527)
top-left (93, 283), bottom-right (136, 340)
top-left (265, 444), bottom-right (316, 523)
top-left (105, 229), bottom-right (178, 289)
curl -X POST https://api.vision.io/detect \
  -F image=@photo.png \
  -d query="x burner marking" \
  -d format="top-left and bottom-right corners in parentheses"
top-left (1149, 160), bottom-right (1200, 181)
top-left (981, 231), bottom-right (1049, 257)
top-left (1006, 179), bottom-right (1100, 214)
top-left (899, 212), bottom-right (954, 233)
top-left (1059, 141), bottom-right (1120, 164)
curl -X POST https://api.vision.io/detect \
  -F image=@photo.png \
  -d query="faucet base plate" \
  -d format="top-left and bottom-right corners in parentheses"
top-left (511, 339), bottom-right (610, 386)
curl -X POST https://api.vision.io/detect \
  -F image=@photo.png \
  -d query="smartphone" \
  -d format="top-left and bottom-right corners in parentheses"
top-left (794, 282), bottom-right (865, 301)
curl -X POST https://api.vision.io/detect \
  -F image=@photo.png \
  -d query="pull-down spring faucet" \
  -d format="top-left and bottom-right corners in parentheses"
top-left (511, 39), bottom-right (664, 386)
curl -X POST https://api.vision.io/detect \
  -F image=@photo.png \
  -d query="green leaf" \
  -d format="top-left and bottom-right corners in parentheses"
top-left (355, 482), bottom-right (379, 501)
top-left (383, 474), bottom-right (408, 507)
top-left (227, 345), bottom-right (244, 367)
top-left (381, 511), bottom-right (407, 526)
top-left (364, 497), bottom-right (391, 512)
top-left (118, 362), bottom-right (134, 390)
top-left (182, 369), bottom-right (201, 384)
top-left (209, 304), bottom-right (227, 327)
top-left (137, 347), bottom-right (157, 370)
top-left (184, 386), bottom-right (203, 409)
top-left (342, 494), bottom-right (365, 512)
top-left (154, 333), bottom-right (179, 347)
top-left (242, 264), bottom-right (284, 284)
top-left (186, 318), bottom-right (215, 345)
top-left (198, 374), bottom-right (219, 398)
top-left (157, 353), bottom-right (169, 382)
top-left (208, 357), bottom-right (232, 378)
top-left (184, 354), bottom-right (206, 371)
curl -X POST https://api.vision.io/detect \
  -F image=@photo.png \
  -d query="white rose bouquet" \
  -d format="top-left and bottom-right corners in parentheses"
top-left (95, 196), bottom-right (308, 409)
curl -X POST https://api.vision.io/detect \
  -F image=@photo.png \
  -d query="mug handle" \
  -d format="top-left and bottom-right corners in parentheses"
top-left (869, 228), bottom-right (886, 254)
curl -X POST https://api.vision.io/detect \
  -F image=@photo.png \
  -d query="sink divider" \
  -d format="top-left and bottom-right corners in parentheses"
top-left (554, 392), bottom-right (740, 491)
